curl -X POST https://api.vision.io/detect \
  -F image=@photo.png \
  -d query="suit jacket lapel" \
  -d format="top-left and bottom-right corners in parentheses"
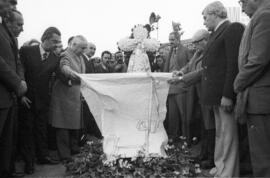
top-left (203, 21), bottom-right (230, 55)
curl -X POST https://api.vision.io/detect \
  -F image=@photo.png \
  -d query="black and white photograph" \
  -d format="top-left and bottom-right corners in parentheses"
top-left (1, 0), bottom-right (270, 177)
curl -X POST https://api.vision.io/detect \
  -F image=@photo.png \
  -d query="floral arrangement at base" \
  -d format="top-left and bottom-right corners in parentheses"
top-left (65, 138), bottom-right (203, 178)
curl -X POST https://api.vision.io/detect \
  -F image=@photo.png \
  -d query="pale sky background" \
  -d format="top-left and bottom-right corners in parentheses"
top-left (17, 0), bottom-right (240, 56)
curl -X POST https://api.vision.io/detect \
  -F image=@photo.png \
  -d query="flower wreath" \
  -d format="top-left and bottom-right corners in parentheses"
top-left (118, 24), bottom-right (160, 52)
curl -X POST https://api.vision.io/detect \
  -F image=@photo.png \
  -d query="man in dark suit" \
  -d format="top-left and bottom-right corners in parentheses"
top-left (83, 42), bottom-right (96, 73)
top-left (5, 8), bottom-right (27, 178)
top-left (19, 27), bottom-right (61, 174)
top-left (0, 1), bottom-right (27, 177)
top-left (81, 42), bottom-right (102, 140)
top-left (163, 31), bottom-right (192, 143)
top-left (234, 0), bottom-right (270, 177)
top-left (200, 1), bottom-right (245, 177)
top-left (5, 9), bottom-right (23, 38)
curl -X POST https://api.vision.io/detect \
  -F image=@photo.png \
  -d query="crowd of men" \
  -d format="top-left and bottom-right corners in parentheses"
top-left (0, 0), bottom-right (270, 177)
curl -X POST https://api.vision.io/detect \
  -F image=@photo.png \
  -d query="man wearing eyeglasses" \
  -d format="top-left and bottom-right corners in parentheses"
top-left (234, 0), bottom-right (270, 177)
top-left (169, 1), bottom-right (245, 177)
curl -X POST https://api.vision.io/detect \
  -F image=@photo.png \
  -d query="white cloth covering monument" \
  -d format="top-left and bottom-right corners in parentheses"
top-left (79, 73), bottom-right (171, 159)
top-left (79, 25), bottom-right (170, 159)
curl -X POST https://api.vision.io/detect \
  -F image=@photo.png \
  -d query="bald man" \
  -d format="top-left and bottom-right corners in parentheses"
top-left (5, 9), bottom-right (23, 38)
top-left (83, 42), bottom-right (96, 73)
top-left (85, 42), bottom-right (96, 59)
top-left (50, 35), bottom-right (88, 161)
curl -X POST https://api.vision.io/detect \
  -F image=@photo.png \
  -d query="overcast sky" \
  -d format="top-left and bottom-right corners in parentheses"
top-left (17, 0), bottom-right (239, 56)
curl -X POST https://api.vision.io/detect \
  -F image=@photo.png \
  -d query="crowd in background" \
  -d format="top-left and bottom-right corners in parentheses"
top-left (1, 0), bottom-right (270, 177)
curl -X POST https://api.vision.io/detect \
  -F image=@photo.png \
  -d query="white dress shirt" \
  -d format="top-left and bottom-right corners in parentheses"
top-left (39, 44), bottom-right (49, 61)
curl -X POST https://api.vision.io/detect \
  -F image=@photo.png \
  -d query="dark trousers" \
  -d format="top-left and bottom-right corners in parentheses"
top-left (82, 100), bottom-right (102, 138)
top-left (185, 87), bottom-right (197, 142)
top-left (247, 114), bottom-right (270, 177)
top-left (47, 125), bottom-right (57, 150)
top-left (165, 93), bottom-right (187, 140)
top-left (56, 128), bottom-right (79, 160)
top-left (238, 123), bottom-right (252, 175)
top-left (0, 106), bottom-right (15, 175)
top-left (19, 104), bottom-right (49, 164)
top-left (199, 106), bottom-right (215, 161)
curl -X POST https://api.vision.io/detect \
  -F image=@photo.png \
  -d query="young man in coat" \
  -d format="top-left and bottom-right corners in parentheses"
top-left (19, 27), bottom-right (61, 174)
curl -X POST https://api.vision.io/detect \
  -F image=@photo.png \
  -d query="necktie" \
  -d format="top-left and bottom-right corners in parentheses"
top-left (42, 52), bottom-right (49, 60)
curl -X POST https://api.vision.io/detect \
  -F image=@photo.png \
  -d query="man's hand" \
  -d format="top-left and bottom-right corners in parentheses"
top-left (70, 72), bottom-right (80, 82)
top-left (168, 76), bottom-right (183, 85)
top-left (17, 80), bottom-right (27, 97)
top-left (21, 96), bottom-right (32, 109)
top-left (220, 96), bottom-right (234, 113)
top-left (172, 70), bottom-right (183, 77)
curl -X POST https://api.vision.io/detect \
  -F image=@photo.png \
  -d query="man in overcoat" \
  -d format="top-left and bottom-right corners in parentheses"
top-left (50, 35), bottom-right (88, 161)
top-left (0, 1), bottom-right (27, 176)
top-left (234, 0), bottom-right (270, 176)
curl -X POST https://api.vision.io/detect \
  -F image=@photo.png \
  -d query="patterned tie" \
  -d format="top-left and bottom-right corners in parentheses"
top-left (42, 52), bottom-right (49, 60)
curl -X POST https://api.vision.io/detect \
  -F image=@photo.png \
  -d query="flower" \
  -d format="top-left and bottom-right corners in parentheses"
top-left (182, 168), bottom-right (190, 176)
top-left (117, 37), bottom-right (137, 52)
top-left (133, 25), bottom-right (148, 41)
top-left (118, 24), bottom-right (160, 53)
top-left (142, 38), bottom-right (160, 52)
top-left (195, 167), bottom-right (202, 174)
top-left (87, 141), bottom-right (94, 145)
top-left (65, 139), bottom-right (199, 178)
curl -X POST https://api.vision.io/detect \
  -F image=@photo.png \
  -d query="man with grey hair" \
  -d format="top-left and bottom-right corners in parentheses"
top-left (83, 42), bottom-right (96, 73)
top-left (85, 42), bottom-right (96, 59)
top-left (234, 0), bottom-right (270, 177)
top-left (0, 0), bottom-right (27, 177)
top-left (50, 35), bottom-right (88, 162)
top-left (200, 1), bottom-right (245, 177)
